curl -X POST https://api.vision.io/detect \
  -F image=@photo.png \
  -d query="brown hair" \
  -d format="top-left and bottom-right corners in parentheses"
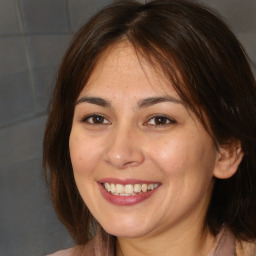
top-left (43, 0), bottom-right (256, 244)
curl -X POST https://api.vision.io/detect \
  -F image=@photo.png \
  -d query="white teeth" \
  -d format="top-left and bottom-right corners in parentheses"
top-left (141, 184), bottom-right (147, 192)
top-left (103, 183), bottom-right (159, 196)
top-left (116, 184), bottom-right (124, 193)
top-left (105, 183), bottom-right (111, 192)
top-left (147, 184), bottom-right (154, 190)
top-left (125, 184), bottom-right (133, 194)
top-left (110, 183), bottom-right (115, 193)
top-left (134, 184), bottom-right (142, 193)
top-left (120, 193), bottom-right (136, 196)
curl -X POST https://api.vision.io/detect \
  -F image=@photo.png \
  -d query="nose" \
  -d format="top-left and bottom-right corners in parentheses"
top-left (104, 125), bottom-right (145, 170)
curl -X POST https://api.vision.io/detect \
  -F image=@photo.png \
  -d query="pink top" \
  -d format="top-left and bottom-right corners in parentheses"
top-left (47, 228), bottom-right (256, 256)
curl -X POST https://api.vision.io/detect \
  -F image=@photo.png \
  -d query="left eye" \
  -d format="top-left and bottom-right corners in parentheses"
top-left (82, 114), bottom-right (110, 124)
top-left (146, 116), bottom-right (175, 126)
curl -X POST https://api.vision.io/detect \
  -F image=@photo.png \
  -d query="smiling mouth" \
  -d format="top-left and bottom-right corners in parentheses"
top-left (103, 183), bottom-right (160, 196)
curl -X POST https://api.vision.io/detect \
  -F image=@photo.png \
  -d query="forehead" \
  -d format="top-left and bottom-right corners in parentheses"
top-left (81, 41), bottom-right (178, 97)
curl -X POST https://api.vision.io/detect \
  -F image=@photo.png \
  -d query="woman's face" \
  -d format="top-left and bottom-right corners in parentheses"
top-left (69, 42), bottom-right (218, 239)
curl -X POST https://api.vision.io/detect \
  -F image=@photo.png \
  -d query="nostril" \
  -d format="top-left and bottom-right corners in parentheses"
top-left (104, 134), bottom-right (145, 169)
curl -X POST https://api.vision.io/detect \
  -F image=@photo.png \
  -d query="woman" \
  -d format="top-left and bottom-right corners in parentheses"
top-left (44, 0), bottom-right (256, 255)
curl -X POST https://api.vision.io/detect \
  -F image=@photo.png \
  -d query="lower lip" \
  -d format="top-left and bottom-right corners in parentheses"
top-left (98, 183), bottom-right (160, 206)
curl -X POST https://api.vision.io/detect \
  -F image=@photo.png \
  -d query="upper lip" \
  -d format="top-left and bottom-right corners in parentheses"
top-left (97, 178), bottom-right (161, 185)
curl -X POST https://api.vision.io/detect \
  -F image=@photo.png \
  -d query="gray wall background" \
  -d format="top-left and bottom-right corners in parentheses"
top-left (0, 1), bottom-right (255, 256)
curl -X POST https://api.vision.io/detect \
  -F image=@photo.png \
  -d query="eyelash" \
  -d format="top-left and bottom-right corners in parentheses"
top-left (81, 114), bottom-right (111, 125)
top-left (145, 115), bottom-right (176, 127)
top-left (81, 114), bottom-right (176, 127)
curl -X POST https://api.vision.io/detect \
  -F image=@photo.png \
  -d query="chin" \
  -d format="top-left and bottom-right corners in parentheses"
top-left (101, 220), bottom-right (151, 238)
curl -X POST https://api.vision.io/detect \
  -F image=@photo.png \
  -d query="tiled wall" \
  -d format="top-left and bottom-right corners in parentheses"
top-left (0, 1), bottom-right (255, 256)
top-left (0, 1), bottom-right (113, 256)
top-left (203, 0), bottom-right (256, 73)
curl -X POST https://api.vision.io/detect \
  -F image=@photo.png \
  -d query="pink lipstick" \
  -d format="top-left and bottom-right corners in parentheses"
top-left (97, 178), bottom-right (161, 206)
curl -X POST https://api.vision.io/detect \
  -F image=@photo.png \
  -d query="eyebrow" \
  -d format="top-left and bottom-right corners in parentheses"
top-left (138, 96), bottom-right (183, 108)
top-left (76, 96), bottom-right (183, 108)
top-left (76, 97), bottom-right (111, 107)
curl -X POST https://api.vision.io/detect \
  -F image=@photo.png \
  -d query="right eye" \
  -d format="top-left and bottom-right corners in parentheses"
top-left (82, 114), bottom-right (110, 125)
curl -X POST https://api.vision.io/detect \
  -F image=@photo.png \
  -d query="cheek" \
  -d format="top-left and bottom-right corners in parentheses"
top-left (150, 132), bottom-right (216, 179)
top-left (69, 130), bottom-right (101, 206)
top-left (150, 137), bottom-right (190, 175)
top-left (69, 129), bottom-right (102, 176)
top-left (150, 134), bottom-right (216, 217)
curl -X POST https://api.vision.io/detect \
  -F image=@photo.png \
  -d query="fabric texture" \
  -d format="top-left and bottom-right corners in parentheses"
top-left (47, 227), bottom-right (256, 256)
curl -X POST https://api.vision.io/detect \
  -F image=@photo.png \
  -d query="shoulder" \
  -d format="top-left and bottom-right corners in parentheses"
top-left (46, 233), bottom-right (114, 256)
top-left (46, 241), bottom-right (97, 256)
top-left (236, 241), bottom-right (256, 256)
top-left (46, 247), bottom-right (76, 256)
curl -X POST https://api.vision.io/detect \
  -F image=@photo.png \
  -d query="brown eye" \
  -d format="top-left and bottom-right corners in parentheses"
top-left (155, 117), bottom-right (168, 125)
top-left (92, 115), bottom-right (104, 123)
top-left (82, 114), bottom-right (110, 124)
top-left (147, 115), bottom-right (176, 126)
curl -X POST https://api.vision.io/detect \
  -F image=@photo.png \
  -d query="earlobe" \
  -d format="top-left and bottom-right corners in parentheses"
top-left (213, 142), bottom-right (244, 179)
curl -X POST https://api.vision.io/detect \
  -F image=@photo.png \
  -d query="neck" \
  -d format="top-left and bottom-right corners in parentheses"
top-left (116, 221), bottom-right (215, 256)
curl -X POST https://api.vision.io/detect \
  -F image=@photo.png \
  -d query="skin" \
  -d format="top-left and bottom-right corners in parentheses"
top-left (69, 42), bottom-right (241, 256)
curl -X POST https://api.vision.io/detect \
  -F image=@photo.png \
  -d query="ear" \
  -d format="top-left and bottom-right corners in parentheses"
top-left (213, 141), bottom-right (244, 179)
